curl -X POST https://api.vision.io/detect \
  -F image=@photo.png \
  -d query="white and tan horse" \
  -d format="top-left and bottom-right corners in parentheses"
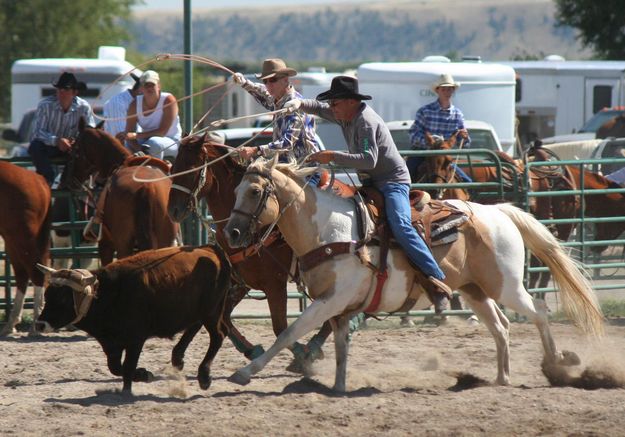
top-left (224, 157), bottom-right (604, 392)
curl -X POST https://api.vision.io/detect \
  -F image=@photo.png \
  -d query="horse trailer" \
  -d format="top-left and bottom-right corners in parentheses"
top-left (10, 46), bottom-right (139, 130)
top-left (356, 58), bottom-right (517, 156)
top-left (502, 57), bottom-right (625, 144)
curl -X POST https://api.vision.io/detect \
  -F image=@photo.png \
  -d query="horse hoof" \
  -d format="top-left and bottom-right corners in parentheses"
top-left (559, 350), bottom-right (581, 366)
top-left (228, 370), bottom-right (251, 386)
top-left (245, 345), bottom-right (265, 361)
top-left (198, 374), bottom-right (212, 390)
top-left (400, 317), bottom-right (415, 327)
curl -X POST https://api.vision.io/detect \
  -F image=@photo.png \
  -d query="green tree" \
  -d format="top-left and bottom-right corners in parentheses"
top-left (554, 0), bottom-right (625, 59)
top-left (0, 0), bottom-right (140, 121)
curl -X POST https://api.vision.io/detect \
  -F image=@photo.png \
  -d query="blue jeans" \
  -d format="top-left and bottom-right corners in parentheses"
top-left (28, 139), bottom-right (68, 185)
top-left (380, 183), bottom-right (445, 280)
top-left (138, 136), bottom-right (179, 159)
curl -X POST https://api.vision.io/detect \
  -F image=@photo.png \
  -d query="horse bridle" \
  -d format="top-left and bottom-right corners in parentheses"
top-left (230, 170), bottom-right (276, 232)
top-left (170, 158), bottom-right (208, 213)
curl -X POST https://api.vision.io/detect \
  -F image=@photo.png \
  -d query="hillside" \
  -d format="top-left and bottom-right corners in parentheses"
top-left (130, 0), bottom-right (591, 63)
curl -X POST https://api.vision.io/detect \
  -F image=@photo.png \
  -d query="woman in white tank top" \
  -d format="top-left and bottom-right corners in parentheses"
top-left (121, 70), bottom-right (182, 159)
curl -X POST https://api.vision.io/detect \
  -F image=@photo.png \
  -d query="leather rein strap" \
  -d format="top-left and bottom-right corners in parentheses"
top-left (228, 229), bottom-right (281, 264)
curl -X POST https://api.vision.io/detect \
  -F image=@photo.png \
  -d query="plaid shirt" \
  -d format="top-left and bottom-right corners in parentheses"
top-left (241, 80), bottom-right (322, 161)
top-left (409, 100), bottom-right (470, 149)
top-left (32, 95), bottom-right (94, 146)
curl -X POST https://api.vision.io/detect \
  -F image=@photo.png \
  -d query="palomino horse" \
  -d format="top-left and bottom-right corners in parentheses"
top-left (0, 162), bottom-right (51, 335)
top-left (224, 157), bottom-right (603, 392)
top-left (412, 132), bottom-right (471, 201)
top-left (168, 133), bottom-right (329, 364)
top-left (61, 119), bottom-right (178, 265)
top-left (596, 114), bottom-right (625, 139)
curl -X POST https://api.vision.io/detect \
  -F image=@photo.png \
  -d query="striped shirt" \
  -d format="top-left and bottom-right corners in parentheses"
top-left (103, 89), bottom-right (134, 137)
top-left (31, 95), bottom-right (94, 146)
top-left (409, 100), bottom-right (470, 149)
top-left (241, 79), bottom-right (322, 161)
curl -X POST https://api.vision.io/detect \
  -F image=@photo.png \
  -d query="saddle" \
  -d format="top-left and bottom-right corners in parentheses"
top-left (123, 155), bottom-right (172, 174)
top-left (355, 186), bottom-right (469, 249)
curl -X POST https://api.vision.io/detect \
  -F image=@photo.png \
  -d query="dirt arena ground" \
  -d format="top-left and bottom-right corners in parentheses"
top-left (3, 315), bottom-right (625, 436)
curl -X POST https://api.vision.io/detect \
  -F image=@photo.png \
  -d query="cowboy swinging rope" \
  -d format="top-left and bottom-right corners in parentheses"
top-left (90, 52), bottom-right (304, 185)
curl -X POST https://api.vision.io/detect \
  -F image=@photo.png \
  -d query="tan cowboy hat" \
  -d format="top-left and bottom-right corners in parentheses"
top-left (431, 73), bottom-right (461, 92)
top-left (255, 58), bottom-right (297, 80)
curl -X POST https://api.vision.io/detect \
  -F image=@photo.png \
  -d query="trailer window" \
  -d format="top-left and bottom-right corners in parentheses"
top-left (593, 86), bottom-right (612, 114)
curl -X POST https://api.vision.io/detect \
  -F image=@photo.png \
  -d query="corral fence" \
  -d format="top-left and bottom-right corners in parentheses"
top-left (1, 150), bottom-right (624, 321)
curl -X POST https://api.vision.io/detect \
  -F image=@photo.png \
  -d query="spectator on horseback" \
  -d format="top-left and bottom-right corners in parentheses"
top-left (284, 75), bottom-right (453, 313)
top-left (407, 73), bottom-right (473, 183)
top-left (103, 73), bottom-right (142, 140)
top-left (28, 72), bottom-right (94, 186)
top-left (118, 70), bottom-right (182, 160)
top-left (231, 59), bottom-right (323, 183)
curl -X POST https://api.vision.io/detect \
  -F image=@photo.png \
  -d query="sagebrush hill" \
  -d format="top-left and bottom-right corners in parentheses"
top-left (131, 0), bottom-right (590, 63)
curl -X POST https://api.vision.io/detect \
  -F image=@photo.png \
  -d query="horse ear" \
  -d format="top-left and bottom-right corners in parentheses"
top-left (36, 263), bottom-right (57, 276)
top-left (425, 132), bottom-right (433, 145)
top-left (268, 152), bottom-right (280, 170)
top-left (95, 120), bottom-right (105, 130)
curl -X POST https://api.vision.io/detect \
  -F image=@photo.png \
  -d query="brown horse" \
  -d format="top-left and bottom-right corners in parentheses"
top-left (596, 114), bottom-right (625, 139)
top-left (168, 133), bottom-right (330, 364)
top-left (414, 132), bottom-right (471, 201)
top-left (61, 119), bottom-right (179, 265)
top-left (565, 165), bottom-right (625, 254)
top-left (0, 162), bottom-right (51, 335)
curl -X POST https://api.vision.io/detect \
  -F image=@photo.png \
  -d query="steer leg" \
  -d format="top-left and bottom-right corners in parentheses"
top-left (197, 320), bottom-right (227, 390)
top-left (122, 340), bottom-right (150, 392)
top-left (172, 322), bottom-right (202, 370)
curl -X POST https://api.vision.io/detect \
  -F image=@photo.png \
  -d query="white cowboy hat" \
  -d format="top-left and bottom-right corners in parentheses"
top-left (431, 73), bottom-right (461, 92)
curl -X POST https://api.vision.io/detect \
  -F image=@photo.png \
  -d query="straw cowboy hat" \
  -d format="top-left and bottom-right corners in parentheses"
top-left (52, 72), bottom-right (87, 91)
top-left (255, 59), bottom-right (297, 80)
top-left (431, 73), bottom-right (461, 92)
top-left (316, 75), bottom-right (372, 101)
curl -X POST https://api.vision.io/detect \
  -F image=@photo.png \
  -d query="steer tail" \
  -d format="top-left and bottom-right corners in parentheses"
top-left (496, 203), bottom-right (604, 337)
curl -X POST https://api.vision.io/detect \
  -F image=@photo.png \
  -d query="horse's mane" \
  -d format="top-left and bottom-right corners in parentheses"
top-left (89, 126), bottom-right (131, 157)
top-left (250, 158), bottom-right (318, 185)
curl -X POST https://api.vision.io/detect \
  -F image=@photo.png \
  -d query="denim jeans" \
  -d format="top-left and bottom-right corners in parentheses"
top-left (28, 139), bottom-right (67, 185)
top-left (139, 136), bottom-right (179, 159)
top-left (380, 182), bottom-right (445, 280)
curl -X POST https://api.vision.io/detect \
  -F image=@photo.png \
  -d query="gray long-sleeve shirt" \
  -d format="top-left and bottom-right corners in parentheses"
top-left (300, 99), bottom-right (410, 189)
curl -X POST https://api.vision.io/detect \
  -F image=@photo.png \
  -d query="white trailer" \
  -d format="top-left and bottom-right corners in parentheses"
top-left (357, 59), bottom-right (517, 155)
top-left (10, 46), bottom-right (138, 129)
top-left (502, 57), bottom-right (625, 143)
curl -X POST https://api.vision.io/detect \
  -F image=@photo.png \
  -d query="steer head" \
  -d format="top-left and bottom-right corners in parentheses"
top-left (35, 264), bottom-right (98, 332)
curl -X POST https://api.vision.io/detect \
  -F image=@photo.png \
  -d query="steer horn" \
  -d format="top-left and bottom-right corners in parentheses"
top-left (36, 263), bottom-right (57, 275)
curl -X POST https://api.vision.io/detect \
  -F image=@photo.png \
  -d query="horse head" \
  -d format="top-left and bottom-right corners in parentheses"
top-left (224, 155), bottom-right (281, 248)
top-left (61, 118), bottom-right (129, 190)
top-left (596, 114), bottom-right (625, 139)
top-left (168, 132), bottom-right (245, 223)
top-left (423, 131), bottom-right (465, 199)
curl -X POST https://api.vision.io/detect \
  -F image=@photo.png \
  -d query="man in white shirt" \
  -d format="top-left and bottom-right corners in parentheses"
top-left (102, 73), bottom-right (142, 141)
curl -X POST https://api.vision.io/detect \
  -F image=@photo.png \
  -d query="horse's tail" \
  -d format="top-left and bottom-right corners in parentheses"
top-left (495, 203), bottom-right (604, 337)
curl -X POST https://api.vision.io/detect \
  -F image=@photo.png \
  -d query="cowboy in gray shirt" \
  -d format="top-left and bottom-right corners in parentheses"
top-left (284, 75), bottom-right (452, 313)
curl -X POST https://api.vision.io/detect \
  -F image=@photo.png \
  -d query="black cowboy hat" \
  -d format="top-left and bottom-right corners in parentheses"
top-left (52, 72), bottom-right (87, 91)
top-left (316, 75), bottom-right (371, 101)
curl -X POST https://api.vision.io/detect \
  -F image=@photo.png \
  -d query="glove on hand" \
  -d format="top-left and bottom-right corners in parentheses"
top-left (232, 72), bottom-right (246, 85)
top-left (284, 99), bottom-right (302, 113)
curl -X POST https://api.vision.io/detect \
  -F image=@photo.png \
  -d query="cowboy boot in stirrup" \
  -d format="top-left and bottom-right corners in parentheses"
top-left (425, 276), bottom-right (453, 314)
